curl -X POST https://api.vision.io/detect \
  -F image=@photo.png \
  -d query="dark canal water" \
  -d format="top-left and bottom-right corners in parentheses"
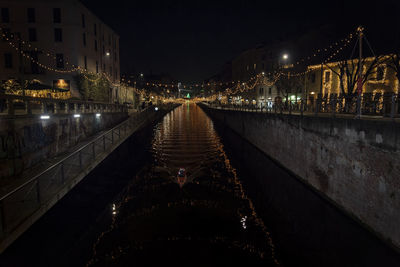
top-left (1, 103), bottom-right (399, 267)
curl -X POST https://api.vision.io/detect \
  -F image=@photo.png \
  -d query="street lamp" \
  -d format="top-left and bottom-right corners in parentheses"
top-left (282, 54), bottom-right (289, 60)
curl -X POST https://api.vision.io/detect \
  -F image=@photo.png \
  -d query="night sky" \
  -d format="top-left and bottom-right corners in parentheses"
top-left (81, 0), bottom-right (400, 82)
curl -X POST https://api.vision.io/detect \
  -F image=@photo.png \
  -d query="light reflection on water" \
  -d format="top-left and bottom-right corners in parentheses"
top-left (86, 104), bottom-right (280, 266)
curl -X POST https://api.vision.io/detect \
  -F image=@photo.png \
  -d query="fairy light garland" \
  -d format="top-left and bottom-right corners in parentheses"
top-left (0, 25), bottom-right (361, 100)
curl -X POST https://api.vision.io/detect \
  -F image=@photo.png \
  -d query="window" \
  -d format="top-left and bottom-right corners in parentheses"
top-left (84, 56), bottom-right (87, 70)
top-left (253, 63), bottom-right (256, 70)
top-left (56, 53), bottom-right (64, 68)
top-left (114, 51), bottom-right (117, 62)
top-left (81, 14), bottom-right (85, 28)
top-left (96, 61), bottom-right (99, 73)
top-left (1, 8), bottom-right (9, 23)
top-left (53, 8), bottom-right (61, 23)
top-left (54, 28), bottom-right (62, 42)
top-left (103, 63), bottom-right (105, 71)
top-left (27, 8), bottom-right (35, 23)
top-left (268, 87), bottom-right (272, 95)
top-left (311, 73), bottom-right (316, 83)
top-left (28, 28), bottom-right (37, 42)
top-left (94, 23), bottom-right (97, 36)
top-left (109, 66), bottom-right (112, 76)
top-left (94, 40), bottom-right (97, 51)
top-left (325, 71), bottom-right (331, 83)
top-left (259, 87), bottom-right (264, 95)
top-left (82, 33), bottom-right (86, 46)
top-left (2, 28), bottom-right (11, 41)
top-left (4, 53), bottom-right (12, 68)
top-left (376, 66), bottom-right (385, 81)
top-left (30, 51), bottom-right (39, 73)
top-left (102, 45), bottom-right (105, 55)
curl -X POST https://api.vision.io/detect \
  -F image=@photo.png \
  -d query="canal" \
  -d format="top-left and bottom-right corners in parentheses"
top-left (0, 103), bottom-right (399, 266)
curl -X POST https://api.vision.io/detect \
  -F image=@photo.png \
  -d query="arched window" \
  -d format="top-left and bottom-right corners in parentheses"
top-left (376, 66), bottom-right (385, 81)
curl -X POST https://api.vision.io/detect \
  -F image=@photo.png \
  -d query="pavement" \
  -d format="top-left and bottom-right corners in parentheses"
top-left (0, 110), bottom-right (138, 200)
top-left (209, 105), bottom-right (400, 123)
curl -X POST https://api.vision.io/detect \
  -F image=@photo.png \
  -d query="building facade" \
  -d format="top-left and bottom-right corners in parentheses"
top-left (230, 42), bottom-right (291, 107)
top-left (0, 0), bottom-right (120, 101)
top-left (306, 56), bottom-right (399, 101)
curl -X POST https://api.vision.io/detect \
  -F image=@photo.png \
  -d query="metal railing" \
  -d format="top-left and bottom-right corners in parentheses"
top-left (0, 104), bottom-right (175, 247)
top-left (208, 92), bottom-right (400, 119)
top-left (0, 93), bottom-right (127, 116)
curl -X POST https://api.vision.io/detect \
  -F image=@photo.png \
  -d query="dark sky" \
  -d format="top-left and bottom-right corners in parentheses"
top-left (81, 0), bottom-right (399, 82)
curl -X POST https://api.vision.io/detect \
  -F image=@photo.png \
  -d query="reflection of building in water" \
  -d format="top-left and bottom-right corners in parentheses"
top-left (0, 0), bottom-right (120, 100)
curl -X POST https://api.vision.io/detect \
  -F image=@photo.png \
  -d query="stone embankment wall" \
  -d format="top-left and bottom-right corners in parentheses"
top-left (0, 112), bottom-right (128, 179)
top-left (201, 104), bottom-right (400, 250)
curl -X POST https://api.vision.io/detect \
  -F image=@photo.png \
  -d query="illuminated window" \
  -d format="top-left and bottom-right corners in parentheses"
top-left (28, 28), bottom-right (37, 42)
top-left (27, 8), bottom-right (35, 23)
top-left (53, 8), bottom-right (61, 23)
top-left (4, 53), bottom-right (12, 68)
top-left (1, 8), bottom-right (9, 23)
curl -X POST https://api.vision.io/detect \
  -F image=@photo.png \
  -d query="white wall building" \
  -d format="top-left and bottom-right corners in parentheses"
top-left (0, 0), bottom-right (120, 101)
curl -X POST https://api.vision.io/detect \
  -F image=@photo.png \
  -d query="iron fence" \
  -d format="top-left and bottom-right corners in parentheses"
top-left (0, 104), bottom-right (174, 245)
top-left (210, 92), bottom-right (400, 119)
top-left (0, 93), bottom-right (127, 116)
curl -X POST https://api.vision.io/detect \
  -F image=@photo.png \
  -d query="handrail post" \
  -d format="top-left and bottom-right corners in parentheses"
top-left (391, 93), bottom-right (395, 120)
top-left (53, 102), bottom-right (58, 114)
top-left (111, 130), bottom-right (114, 144)
top-left (7, 98), bottom-right (14, 116)
top-left (103, 135), bottom-right (106, 151)
top-left (92, 142), bottom-right (95, 160)
top-left (25, 99), bottom-right (32, 115)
